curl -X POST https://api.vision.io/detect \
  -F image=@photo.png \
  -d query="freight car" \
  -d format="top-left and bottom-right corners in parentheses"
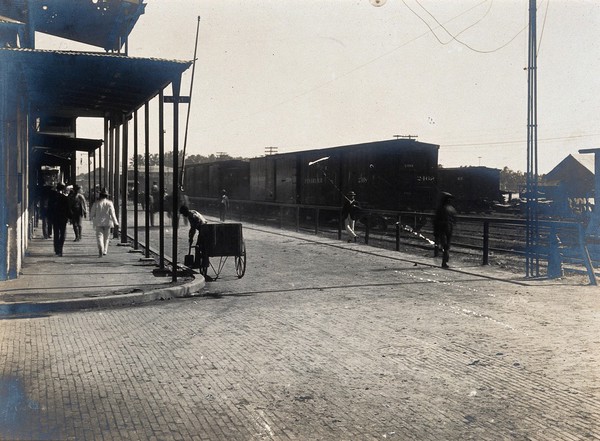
top-left (437, 166), bottom-right (503, 213)
top-left (248, 138), bottom-right (439, 211)
top-left (184, 160), bottom-right (250, 201)
top-left (184, 138), bottom-right (440, 213)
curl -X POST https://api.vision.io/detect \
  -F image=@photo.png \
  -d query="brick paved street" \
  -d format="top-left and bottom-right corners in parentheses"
top-left (1, 224), bottom-right (599, 440)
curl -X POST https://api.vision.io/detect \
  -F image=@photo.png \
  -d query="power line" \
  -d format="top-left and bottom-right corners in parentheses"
top-left (404, 0), bottom-right (528, 54)
top-left (442, 132), bottom-right (600, 148)
top-left (203, 0), bottom-right (501, 131)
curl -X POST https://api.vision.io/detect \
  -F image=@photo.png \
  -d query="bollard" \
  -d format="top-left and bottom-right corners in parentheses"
top-left (547, 234), bottom-right (563, 279)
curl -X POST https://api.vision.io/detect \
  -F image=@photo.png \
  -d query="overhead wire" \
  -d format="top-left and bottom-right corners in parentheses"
top-left (411, 0), bottom-right (494, 45)
top-left (205, 0), bottom-right (495, 130)
top-left (442, 132), bottom-right (600, 149)
top-left (536, 0), bottom-right (550, 56)
top-left (403, 0), bottom-right (528, 53)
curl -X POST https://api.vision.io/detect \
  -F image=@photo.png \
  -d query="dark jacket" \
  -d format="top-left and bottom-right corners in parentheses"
top-left (433, 197), bottom-right (457, 236)
top-left (48, 191), bottom-right (71, 224)
top-left (342, 198), bottom-right (361, 221)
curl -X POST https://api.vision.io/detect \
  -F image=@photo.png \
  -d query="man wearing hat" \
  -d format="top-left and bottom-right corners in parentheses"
top-left (433, 191), bottom-right (457, 268)
top-left (219, 189), bottom-right (230, 222)
top-left (48, 183), bottom-right (70, 256)
top-left (341, 191), bottom-right (360, 243)
top-left (68, 184), bottom-right (88, 241)
top-left (90, 188), bottom-right (119, 257)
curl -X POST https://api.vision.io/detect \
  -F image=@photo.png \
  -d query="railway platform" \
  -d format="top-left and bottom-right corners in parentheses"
top-left (0, 219), bottom-right (204, 316)
top-left (0, 215), bottom-right (592, 318)
top-left (1, 217), bottom-right (600, 440)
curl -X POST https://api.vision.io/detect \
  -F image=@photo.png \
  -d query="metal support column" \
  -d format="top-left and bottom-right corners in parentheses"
top-left (144, 102), bottom-right (151, 259)
top-left (158, 89), bottom-right (165, 269)
top-left (133, 110), bottom-right (139, 250)
top-left (171, 78), bottom-right (182, 282)
top-left (87, 153), bottom-right (91, 201)
top-left (120, 114), bottom-right (129, 244)
top-left (113, 123), bottom-right (120, 238)
top-left (525, 0), bottom-right (539, 277)
top-left (92, 153), bottom-right (96, 200)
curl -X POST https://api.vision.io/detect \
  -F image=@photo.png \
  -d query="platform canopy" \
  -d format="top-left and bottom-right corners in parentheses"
top-left (0, 0), bottom-right (145, 51)
top-left (31, 134), bottom-right (103, 153)
top-left (1, 47), bottom-right (191, 119)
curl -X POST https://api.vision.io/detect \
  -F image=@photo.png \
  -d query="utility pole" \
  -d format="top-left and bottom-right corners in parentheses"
top-left (265, 146), bottom-right (278, 155)
top-left (525, 0), bottom-right (539, 277)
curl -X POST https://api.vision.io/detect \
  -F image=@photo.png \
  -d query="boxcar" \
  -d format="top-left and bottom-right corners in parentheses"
top-left (184, 160), bottom-right (250, 200)
top-left (189, 138), bottom-right (440, 212)
top-left (183, 162), bottom-right (210, 199)
top-left (437, 166), bottom-right (502, 213)
top-left (298, 138), bottom-right (439, 210)
top-left (249, 156), bottom-right (275, 202)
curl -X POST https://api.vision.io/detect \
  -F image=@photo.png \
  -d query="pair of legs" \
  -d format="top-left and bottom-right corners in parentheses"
top-left (345, 215), bottom-right (358, 242)
top-left (96, 226), bottom-right (112, 257)
top-left (52, 221), bottom-right (67, 256)
top-left (438, 231), bottom-right (452, 268)
top-left (41, 211), bottom-right (51, 238)
top-left (71, 216), bottom-right (83, 241)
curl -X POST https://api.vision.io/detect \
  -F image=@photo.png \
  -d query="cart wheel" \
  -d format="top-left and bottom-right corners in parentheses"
top-left (235, 241), bottom-right (246, 278)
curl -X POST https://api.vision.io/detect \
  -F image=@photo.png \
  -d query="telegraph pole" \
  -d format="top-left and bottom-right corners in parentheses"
top-left (525, 0), bottom-right (539, 277)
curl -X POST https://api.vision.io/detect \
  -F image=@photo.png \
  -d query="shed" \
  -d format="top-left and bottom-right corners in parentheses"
top-left (542, 154), bottom-right (595, 198)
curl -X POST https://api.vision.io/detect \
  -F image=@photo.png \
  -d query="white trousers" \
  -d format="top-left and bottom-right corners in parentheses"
top-left (345, 215), bottom-right (357, 239)
top-left (95, 226), bottom-right (111, 255)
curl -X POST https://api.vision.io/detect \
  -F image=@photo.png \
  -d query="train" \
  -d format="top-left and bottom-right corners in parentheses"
top-left (183, 138), bottom-right (502, 214)
top-left (437, 166), bottom-right (503, 213)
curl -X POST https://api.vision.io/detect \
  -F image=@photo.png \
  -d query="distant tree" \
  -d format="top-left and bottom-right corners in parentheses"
top-left (500, 167), bottom-right (526, 193)
top-left (130, 151), bottom-right (243, 168)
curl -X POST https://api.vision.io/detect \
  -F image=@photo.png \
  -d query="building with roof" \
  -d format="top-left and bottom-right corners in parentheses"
top-left (0, 0), bottom-right (191, 280)
top-left (539, 153), bottom-right (595, 218)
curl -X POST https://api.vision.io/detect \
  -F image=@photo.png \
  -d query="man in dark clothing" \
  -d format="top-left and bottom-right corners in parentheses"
top-left (433, 192), bottom-right (457, 269)
top-left (68, 184), bottom-right (88, 241)
top-left (48, 183), bottom-right (71, 256)
top-left (179, 205), bottom-right (210, 274)
top-left (40, 185), bottom-right (53, 239)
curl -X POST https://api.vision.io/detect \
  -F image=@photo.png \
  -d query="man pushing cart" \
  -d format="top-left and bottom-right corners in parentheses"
top-left (179, 205), bottom-right (247, 280)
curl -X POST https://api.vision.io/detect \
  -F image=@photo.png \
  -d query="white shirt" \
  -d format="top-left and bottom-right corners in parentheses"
top-left (90, 198), bottom-right (119, 228)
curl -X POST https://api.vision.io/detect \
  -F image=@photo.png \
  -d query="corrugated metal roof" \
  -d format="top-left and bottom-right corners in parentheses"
top-left (0, 0), bottom-right (145, 51)
top-left (544, 154), bottom-right (595, 184)
top-left (1, 47), bottom-right (191, 118)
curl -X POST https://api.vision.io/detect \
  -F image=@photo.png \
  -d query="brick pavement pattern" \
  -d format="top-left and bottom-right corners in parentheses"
top-left (1, 224), bottom-right (599, 440)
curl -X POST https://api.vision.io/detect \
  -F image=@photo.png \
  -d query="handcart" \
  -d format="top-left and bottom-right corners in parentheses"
top-left (187, 223), bottom-right (246, 279)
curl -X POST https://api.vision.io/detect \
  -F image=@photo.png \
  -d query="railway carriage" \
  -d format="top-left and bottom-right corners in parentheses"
top-left (184, 160), bottom-right (250, 200)
top-left (437, 166), bottom-right (502, 213)
top-left (248, 138), bottom-right (440, 210)
top-left (184, 139), bottom-right (447, 212)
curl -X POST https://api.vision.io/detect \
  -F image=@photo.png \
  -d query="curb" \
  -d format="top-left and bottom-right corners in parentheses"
top-left (0, 276), bottom-right (205, 317)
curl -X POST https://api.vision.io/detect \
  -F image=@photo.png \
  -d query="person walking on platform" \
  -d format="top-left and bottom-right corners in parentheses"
top-left (90, 188), bottom-right (119, 258)
top-left (150, 181), bottom-right (160, 227)
top-left (179, 205), bottom-right (210, 273)
top-left (40, 185), bottom-right (53, 239)
top-left (219, 189), bottom-right (230, 222)
top-left (341, 191), bottom-right (360, 243)
top-left (48, 183), bottom-right (71, 256)
top-left (433, 192), bottom-right (457, 269)
top-left (68, 184), bottom-right (88, 241)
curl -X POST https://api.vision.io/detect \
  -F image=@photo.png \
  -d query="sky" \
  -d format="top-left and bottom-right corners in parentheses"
top-left (36, 0), bottom-right (600, 174)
